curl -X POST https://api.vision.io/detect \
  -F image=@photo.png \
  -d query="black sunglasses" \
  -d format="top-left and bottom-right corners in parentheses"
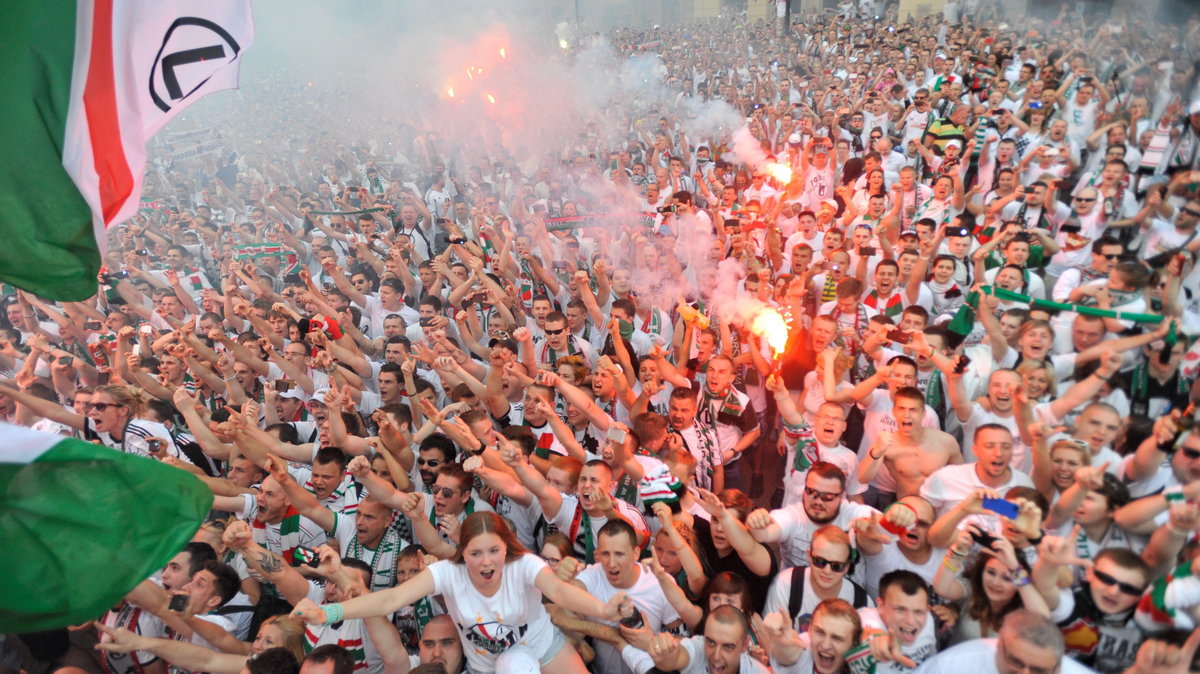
top-left (1074, 197), bottom-right (1096, 203)
top-left (805, 486), bottom-right (843, 503)
top-left (1092, 569), bottom-right (1145, 596)
top-left (811, 556), bottom-right (850, 573)
top-left (434, 487), bottom-right (464, 499)
top-left (87, 402), bottom-right (125, 412)
top-left (544, 327), bottom-right (566, 335)
top-left (416, 458), bottom-right (442, 467)
top-left (1183, 208), bottom-right (1200, 218)
top-left (1180, 446), bottom-right (1200, 461)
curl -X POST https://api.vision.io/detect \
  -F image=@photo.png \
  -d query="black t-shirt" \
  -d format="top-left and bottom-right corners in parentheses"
top-left (696, 519), bottom-right (780, 613)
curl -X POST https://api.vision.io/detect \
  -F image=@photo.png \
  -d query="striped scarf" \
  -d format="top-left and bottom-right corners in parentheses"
top-left (253, 505), bottom-right (303, 565)
top-left (821, 273), bottom-right (839, 302)
top-left (1136, 559), bottom-right (1200, 632)
top-left (864, 290), bottom-right (904, 317)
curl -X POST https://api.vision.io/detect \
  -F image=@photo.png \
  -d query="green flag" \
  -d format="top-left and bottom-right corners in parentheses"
top-left (0, 423), bottom-right (213, 631)
top-left (0, 0), bottom-right (253, 300)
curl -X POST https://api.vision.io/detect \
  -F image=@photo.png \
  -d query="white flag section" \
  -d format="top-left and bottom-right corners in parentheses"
top-left (61, 0), bottom-right (254, 246)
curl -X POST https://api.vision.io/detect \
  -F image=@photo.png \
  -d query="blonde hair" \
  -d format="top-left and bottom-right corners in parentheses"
top-left (259, 615), bottom-right (306, 664)
top-left (93, 384), bottom-right (147, 417)
top-left (1015, 359), bottom-right (1057, 397)
top-left (1049, 439), bottom-right (1091, 466)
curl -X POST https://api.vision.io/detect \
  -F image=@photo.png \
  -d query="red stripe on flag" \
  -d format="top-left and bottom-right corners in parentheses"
top-left (83, 0), bottom-right (134, 225)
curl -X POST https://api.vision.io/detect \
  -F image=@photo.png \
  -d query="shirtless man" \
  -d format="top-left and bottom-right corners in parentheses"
top-left (857, 388), bottom-right (963, 498)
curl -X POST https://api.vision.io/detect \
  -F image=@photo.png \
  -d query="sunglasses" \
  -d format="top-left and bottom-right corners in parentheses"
top-left (416, 458), bottom-right (442, 467)
top-left (1100, 253), bottom-right (1120, 260)
top-left (1181, 446), bottom-right (1200, 461)
top-left (1073, 197), bottom-right (1096, 203)
top-left (434, 487), bottom-right (465, 499)
top-left (86, 402), bottom-right (124, 412)
top-left (1092, 569), bottom-right (1145, 596)
top-left (810, 555), bottom-right (850, 573)
top-left (1183, 208), bottom-right (1200, 218)
top-left (544, 327), bottom-right (566, 335)
top-left (805, 486), bottom-right (843, 503)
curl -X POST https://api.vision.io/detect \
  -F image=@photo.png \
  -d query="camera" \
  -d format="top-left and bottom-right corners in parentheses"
top-left (858, 246), bottom-right (877, 256)
top-left (656, 204), bottom-right (679, 214)
top-left (886, 327), bottom-right (911, 344)
top-left (944, 226), bottom-right (970, 238)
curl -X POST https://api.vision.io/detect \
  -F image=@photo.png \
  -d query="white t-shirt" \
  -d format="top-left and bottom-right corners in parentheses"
top-left (620, 635), bottom-right (772, 674)
top-left (910, 637), bottom-right (1094, 674)
top-left (764, 567), bottom-right (874, 633)
top-left (859, 606), bottom-right (939, 673)
top-left (771, 500), bottom-right (880, 568)
top-left (862, 542), bottom-right (945, 598)
top-left (427, 555), bottom-right (556, 673)
top-left (577, 564), bottom-right (681, 674)
top-left (918, 463), bottom-right (1034, 518)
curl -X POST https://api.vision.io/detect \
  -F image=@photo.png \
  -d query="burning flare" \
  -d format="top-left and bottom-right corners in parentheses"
top-left (751, 309), bottom-right (789, 358)
top-left (764, 162), bottom-right (793, 185)
top-left (485, 94), bottom-right (496, 104)
top-left (498, 47), bottom-right (507, 58)
top-left (446, 87), bottom-right (455, 98)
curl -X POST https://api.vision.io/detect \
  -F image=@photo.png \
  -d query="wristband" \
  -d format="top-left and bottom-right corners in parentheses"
top-left (1166, 486), bottom-right (1187, 503)
top-left (1009, 568), bottom-right (1031, 587)
top-left (322, 603), bottom-right (344, 624)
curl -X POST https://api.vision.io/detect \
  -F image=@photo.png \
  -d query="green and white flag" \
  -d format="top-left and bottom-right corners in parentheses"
top-left (0, 422), bottom-right (213, 631)
top-left (0, 0), bottom-right (253, 301)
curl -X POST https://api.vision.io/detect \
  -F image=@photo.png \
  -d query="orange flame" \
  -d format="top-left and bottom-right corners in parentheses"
top-left (486, 94), bottom-right (496, 104)
top-left (751, 309), bottom-right (789, 358)
top-left (447, 87), bottom-right (455, 98)
top-left (765, 162), bottom-right (793, 185)
top-left (499, 47), bottom-right (507, 58)
top-left (467, 68), bottom-right (474, 80)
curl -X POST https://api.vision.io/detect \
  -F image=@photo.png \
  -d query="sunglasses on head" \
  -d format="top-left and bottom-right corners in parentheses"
top-left (87, 402), bottom-right (124, 412)
top-left (810, 555), bottom-right (850, 573)
top-left (805, 486), bottom-right (843, 503)
top-left (1092, 569), bottom-right (1145, 596)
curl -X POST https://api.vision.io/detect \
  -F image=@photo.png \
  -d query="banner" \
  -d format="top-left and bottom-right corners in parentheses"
top-left (233, 243), bottom-right (300, 275)
top-left (170, 138), bottom-right (225, 161)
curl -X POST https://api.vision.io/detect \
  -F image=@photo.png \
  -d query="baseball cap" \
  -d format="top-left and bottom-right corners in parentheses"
top-left (820, 198), bottom-right (838, 211)
top-left (309, 387), bottom-right (331, 405)
top-left (279, 386), bottom-right (305, 401)
top-left (1190, 100), bottom-right (1200, 115)
top-left (488, 337), bottom-right (519, 353)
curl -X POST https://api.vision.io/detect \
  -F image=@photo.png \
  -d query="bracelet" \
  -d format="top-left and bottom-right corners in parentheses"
top-left (942, 559), bottom-right (961, 573)
top-left (1009, 568), bottom-right (1031, 587)
top-left (948, 546), bottom-right (968, 558)
top-left (1026, 532), bottom-right (1045, 546)
top-left (321, 602), bottom-right (345, 624)
top-left (1165, 486), bottom-right (1187, 503)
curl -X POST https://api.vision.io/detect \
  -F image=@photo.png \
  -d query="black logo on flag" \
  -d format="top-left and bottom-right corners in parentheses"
top-left (149, 17), bottom-right (242, 113)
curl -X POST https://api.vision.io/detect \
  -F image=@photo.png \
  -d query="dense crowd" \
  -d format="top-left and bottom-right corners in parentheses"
top-left (5, 2), bottom-right (1200, 673)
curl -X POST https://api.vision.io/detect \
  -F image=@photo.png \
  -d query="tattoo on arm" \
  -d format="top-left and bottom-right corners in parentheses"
top-left (256, 550), bottom-right (284, 574)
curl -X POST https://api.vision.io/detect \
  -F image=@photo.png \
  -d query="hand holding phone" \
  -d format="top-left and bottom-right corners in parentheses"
top-left (982, 498), bottom-right (1020, 519)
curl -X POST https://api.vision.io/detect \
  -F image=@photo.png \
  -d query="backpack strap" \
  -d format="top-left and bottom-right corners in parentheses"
top-left (788, 567), bottom-right (806, 624)
top-left (852, 580), bottom-right (867, 608)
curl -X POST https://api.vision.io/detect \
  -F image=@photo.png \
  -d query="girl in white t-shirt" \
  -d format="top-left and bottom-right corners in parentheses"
top-left (290, 512), bottom-right (633, 673)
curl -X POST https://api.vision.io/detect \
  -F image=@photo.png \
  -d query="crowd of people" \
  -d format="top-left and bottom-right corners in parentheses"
top-left (5, 1), bottom-right (1200, 673)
